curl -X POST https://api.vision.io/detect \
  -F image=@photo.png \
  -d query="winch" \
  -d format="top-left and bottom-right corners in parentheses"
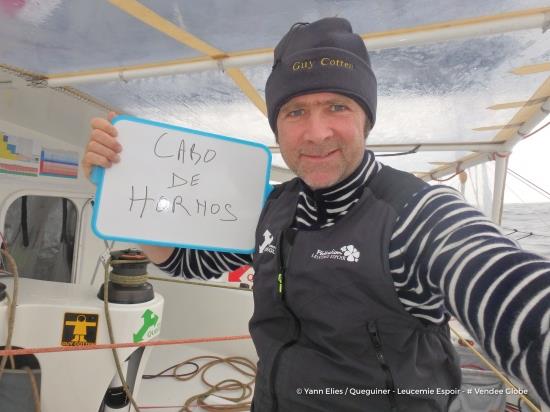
top-left (0, 249), bottom-right (164, 412)
top-left (97, 249), bottom-right (154, 304)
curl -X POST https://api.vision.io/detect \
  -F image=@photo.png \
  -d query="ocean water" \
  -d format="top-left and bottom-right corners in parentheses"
top-left (501, 202), bottom-right (550, 258)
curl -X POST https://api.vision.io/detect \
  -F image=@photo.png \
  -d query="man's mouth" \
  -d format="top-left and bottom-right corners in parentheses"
top-left (301, 149), bottom-right (339, 160)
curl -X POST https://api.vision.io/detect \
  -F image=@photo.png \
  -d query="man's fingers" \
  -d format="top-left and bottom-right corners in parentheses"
top-left (87, 140), bottom-right (121, 163)
top-left (90, 116), bottom-right (118, 137)
top-left (90, 128), bottom-right (122, 153)
top-left (82, 153), bottom-right (113, 178)
top-left (107, 111), bottom-right (118, 122)
top-left (84, 114), bottom-right (121, 181)
top-left (82, 152), bottom-right (113, 173)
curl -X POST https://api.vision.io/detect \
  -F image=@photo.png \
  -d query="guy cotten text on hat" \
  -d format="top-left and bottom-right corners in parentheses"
top-left (292, 57), bottom-right (355, 72)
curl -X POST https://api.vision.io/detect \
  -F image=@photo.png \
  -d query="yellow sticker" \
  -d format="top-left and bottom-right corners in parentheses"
top-left (61, 313), bottom-right (99, 346)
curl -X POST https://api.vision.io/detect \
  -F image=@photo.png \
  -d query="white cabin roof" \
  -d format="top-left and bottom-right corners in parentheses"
top-left (1, 0), bottom-right (549, 180)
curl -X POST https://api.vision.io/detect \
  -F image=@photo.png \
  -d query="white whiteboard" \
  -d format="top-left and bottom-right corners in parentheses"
top-left (91, 115), bottom-right (272, 253)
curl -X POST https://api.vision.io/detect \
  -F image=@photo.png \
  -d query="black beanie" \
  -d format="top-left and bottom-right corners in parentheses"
top-left (265, 17), bottom-right (377, 133)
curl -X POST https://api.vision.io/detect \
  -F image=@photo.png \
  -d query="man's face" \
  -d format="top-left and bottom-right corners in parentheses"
top-left (276, 92), bottom-right (367, 190)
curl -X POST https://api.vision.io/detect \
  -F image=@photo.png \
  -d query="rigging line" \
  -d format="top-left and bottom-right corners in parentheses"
top-left (375, 145), bottom-right (421, 157)
top-left (501, 227), bottom-right (550, 239)
top-left (505, 171), bottom-right (550, 231)
top-left (521, 120), bottom-right (550, 140)
top-left (148, 275), bottom-right (252, 291)
top-left (515, 233), bottom-right (534, 241)
top-left (508, 169), bottom-right (550, 200)
top-left (504, 184), bottom-right (550, 234)
top-left (430, 170), bottom-right (462, 182)
top-left (0, 251), bottom-right (18, 364)
top-left (22, 366), bottom-right (40, 412)
top-left (165, 355), bottom-right (257, 411)
top-left (0, 250), bottom-right (22, 401)
top-left (449, 325), bottom-right (541, 412)
top-left (507, 171), bottom-right (550, 201)
top-left (102, 259), bottom-right (141, 412)
top-left (142, 360), bottom-right (199, 379)
top-left (0, 334), bottom-right (252, 357)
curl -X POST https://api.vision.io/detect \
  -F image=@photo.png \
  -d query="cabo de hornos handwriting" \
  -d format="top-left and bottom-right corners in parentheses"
top-left (153, 131), bottom-right (217, 189)
top-left (153, 132), bottom-right (217, 165)
top-left (126, 132), bottom-right (239, 221)
top-left (129, 185), bottom-right (238, 221)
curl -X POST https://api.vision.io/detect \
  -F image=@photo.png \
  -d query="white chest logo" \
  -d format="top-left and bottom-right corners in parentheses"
top-left (311, 244), bottom-right (360, 263)
top-left (259, 230), bottom-right (275, 254)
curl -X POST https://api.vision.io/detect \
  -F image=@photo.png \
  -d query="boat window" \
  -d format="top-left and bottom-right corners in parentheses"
top-left (2, 195), bottom-right (77, 283)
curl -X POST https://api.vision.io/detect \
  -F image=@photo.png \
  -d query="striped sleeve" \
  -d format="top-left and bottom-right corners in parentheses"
top-left (155, 248), bottom-right (252, 280)
top-left (389, 184), bottom-right (550, 406)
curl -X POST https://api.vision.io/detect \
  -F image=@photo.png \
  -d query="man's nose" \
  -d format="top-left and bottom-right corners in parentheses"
top-left (303, 111), bottom-right (333, 143)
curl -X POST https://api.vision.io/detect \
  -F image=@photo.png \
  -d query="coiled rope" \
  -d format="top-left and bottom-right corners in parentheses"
top-left (143, 355), bottom-right (256, 411)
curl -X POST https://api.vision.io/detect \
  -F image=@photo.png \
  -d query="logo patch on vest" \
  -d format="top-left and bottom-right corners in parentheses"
top-left (311, 245), bottom-right (360, 262)
top-left (258, 229), bottom-right (276, 254)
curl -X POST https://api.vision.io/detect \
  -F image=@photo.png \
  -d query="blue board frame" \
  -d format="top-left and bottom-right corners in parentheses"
top-left (91, 115), bottom-right (273, 254)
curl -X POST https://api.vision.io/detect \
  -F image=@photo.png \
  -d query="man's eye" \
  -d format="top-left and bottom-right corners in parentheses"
top-left (330, 104), bottom-right (347, 112)
top-left (288, 109), bottom-right (304, 117)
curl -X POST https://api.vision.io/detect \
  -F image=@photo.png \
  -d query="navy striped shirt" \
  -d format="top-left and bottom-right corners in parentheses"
top-left (157, 150), bottom-right (550, 406)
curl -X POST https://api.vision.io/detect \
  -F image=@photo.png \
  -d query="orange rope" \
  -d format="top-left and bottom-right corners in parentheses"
top-left (0, 334), bottom-right (251, 357)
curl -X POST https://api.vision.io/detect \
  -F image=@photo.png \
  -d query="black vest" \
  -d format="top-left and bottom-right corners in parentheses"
top-left (249, 166), bottom-right (461, 412)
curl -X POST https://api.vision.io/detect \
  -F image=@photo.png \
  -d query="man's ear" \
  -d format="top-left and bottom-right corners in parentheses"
top-left (364, 124), bottom-right (371, 140)
top-left (363, 113), bottom-right (374, 139)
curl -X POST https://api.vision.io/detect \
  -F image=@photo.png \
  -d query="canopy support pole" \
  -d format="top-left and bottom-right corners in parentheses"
top-left (491, 154), bottom-right (509, 224)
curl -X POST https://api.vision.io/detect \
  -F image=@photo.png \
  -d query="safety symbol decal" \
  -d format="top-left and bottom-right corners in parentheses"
top-left (61, 313), bottom-right (99, 346)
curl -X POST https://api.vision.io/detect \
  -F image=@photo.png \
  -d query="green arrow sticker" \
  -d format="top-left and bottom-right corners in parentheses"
top-left (133, 309), bottom-right (159, 343)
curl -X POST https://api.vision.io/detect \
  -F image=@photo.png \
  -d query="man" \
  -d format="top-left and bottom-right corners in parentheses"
top-left (83, 18), bottom-right (550, 411)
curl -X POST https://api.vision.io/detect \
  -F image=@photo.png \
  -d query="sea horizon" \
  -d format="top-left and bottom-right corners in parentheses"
top-left (502, 202), bottom-right (550, 258)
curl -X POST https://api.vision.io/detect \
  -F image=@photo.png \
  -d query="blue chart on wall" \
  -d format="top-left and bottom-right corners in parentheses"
top-left (91, 115), bottom-right (272, 254)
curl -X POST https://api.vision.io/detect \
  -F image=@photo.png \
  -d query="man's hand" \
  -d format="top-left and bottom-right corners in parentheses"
top-left (83, 112), bottom-right (175, 264)
top-left (82, 112), bottom-right (122, 179)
